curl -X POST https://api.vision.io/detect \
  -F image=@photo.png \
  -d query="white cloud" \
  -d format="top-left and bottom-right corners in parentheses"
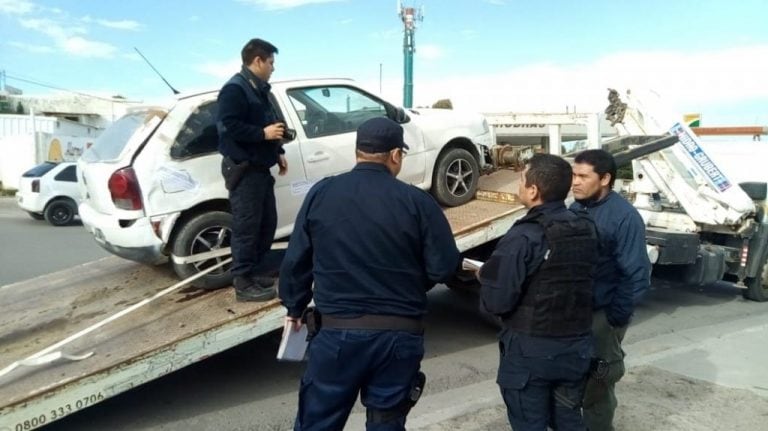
top-left (483, 0), bottom-right (507, 5)
top-left (82, 15), bottom-right (142, 31)
top-left (198, 59), bottom-right (242, 79)
top-left (408, 45), bottom-right (768, 120)
top-left (8, 41), bottom-right (54, 53)
top-left (237, 0), bottom-right (343, 11)
top-left (0, 0), bottom-right (35, 15)
top-left (61, 36), bottom-right (117, 58)
top-left (19, 17), bottom-right (117, 58)
top-left (417, 44), bottom-right (444, 60)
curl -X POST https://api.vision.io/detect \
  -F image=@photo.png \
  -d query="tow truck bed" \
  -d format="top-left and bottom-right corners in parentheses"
top-left (0, 169), bottom-right (524, 430)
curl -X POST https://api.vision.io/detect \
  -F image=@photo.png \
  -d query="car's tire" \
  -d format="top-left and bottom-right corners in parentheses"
top-left (743, 251), bottom-right (768, 302)
top-left (171, 211), bottom-right (234, 290)
top-left (44, 199), bottom-right (76, 226)
top-left (431, 147), bottom-right (479, 207)
top-left (26, 211), bottom-right (44, 221)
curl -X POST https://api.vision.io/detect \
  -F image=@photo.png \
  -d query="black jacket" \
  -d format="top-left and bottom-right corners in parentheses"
top-left (279, 163), bottom-right (461, 319)
top-left (216, 67), bottom-right (284, 168)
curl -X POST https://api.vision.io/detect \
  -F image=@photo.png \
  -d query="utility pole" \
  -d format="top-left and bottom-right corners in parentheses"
top-left (398, 1), bottom-right (423, 108)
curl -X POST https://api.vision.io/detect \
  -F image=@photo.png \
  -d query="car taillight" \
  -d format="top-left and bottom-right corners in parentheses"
top-left (31, 179), bottom-right (40, 193)
top-left (108, 167), bottom-right (143, 210)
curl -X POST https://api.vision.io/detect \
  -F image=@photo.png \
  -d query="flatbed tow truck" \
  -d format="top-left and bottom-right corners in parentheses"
top-left (0, 165), bottom-right (543, 430)
top-left (12, 92), bottom-right (765, 429)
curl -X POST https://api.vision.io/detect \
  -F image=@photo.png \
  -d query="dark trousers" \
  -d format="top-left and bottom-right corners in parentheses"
top-left (497, 331), bottom-right (592, 431)
top-left (582, 310), bottom-right (628, 431)
top-left (294, 329), bottom-right (424, 431)
top-left (228, 168), bottom-right (276, 278)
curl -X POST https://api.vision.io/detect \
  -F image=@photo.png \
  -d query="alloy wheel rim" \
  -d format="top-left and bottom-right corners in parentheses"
top-left (446, 158), bottom-right (474, 197)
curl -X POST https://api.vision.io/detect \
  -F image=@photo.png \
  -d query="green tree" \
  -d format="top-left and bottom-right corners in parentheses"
top-left (15, 101), bottom-right (24, 114)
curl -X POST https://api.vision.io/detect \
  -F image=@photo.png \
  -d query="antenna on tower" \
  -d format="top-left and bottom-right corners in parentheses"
top-left (398, 1), bottom-right (423, 108)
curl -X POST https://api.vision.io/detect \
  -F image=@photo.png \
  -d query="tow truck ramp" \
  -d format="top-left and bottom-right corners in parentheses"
top-left (0, 169), bottom-right (525, 430)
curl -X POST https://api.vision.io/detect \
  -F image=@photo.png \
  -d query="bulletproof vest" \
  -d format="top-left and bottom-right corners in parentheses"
top-left (504, 211), bottom-right (598, 337)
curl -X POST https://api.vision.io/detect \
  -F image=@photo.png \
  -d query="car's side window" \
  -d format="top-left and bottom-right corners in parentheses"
top-left (54, 165), bottom-right (77, 182)
top-left (287, 86), bottom-right (388, 139)
top-left (170, 101), bottom-right (219, 159)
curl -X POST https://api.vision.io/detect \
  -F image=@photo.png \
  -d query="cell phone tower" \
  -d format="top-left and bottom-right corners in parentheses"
top-left (398, 1), bottom-right (423, 108)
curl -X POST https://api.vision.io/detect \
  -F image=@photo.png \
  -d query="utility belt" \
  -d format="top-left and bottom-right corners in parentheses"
top-left (302, 308), bottom-right (424, 338)
top-left (221, 156), bottom-right (271, 190)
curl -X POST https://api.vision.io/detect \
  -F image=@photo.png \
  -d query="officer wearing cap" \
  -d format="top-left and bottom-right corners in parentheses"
top-left (279, 117), bottom-right (461, 431)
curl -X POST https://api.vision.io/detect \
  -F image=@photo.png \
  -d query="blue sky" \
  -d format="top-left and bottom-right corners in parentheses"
top-left (1, 0), bottom-right (767, 125)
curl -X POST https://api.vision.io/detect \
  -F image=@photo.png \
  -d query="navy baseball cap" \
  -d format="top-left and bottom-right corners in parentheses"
top-left (355, 117), bottom-right (410, 153)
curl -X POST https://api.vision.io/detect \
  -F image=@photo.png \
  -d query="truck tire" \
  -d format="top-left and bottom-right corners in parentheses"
top-left (431, 148), bottom-right (479, 207)
top-left (744, 252), bottom-right (768, 302)
top-left (44, 198), bottom-right (77, 226)
top-left (171, 211), bottom-right (234, 290)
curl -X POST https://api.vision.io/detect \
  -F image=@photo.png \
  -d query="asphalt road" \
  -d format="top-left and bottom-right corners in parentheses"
top-left (0, 197), bottom-right (109, 287)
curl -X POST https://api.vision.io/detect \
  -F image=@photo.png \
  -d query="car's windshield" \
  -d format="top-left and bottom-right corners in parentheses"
top-left (81, 111), bottom-right (164, 162)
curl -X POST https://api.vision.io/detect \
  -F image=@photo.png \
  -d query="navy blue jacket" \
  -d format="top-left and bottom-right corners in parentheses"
top-left (279, 162), bottom-right (461, 319)
top-left (479, 201), bottom-right (570, 317)
top-left (216, 67), bottom-right (284, 168)
top-left (479, 201), bottom-right (593, 357)
top-left (570, 191), bottom-right (651, 327)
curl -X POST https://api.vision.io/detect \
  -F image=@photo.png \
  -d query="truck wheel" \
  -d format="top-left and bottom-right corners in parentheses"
top-left (171, 211), bottom-right (234, 290)
top-left (44, 199), bottom-right (76, 226)
top-left (27, 211), bottom-right (44, 220)
top-left (431, 148), bottom-right (479, 207)
top-left (744, 253), bottom-right (768, 302)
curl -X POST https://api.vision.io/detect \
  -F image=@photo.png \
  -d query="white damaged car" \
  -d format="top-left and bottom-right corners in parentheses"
top-left (77, 78), bottom-right (494, 288)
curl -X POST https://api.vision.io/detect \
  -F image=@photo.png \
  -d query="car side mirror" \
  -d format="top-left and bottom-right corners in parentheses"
top-left (394, 107), bottom-right (410, 124)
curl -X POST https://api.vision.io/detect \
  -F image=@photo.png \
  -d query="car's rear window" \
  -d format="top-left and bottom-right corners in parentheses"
top-left (22, 162), bottom-right (57, 178)
top-left (81, 111), bottom-right (160, 162)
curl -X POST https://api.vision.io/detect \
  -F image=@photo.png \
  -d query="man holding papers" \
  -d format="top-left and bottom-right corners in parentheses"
top-left (279, 117), bottom-right (461, 431)
top-left (478, 154), bottom-right (599, 431)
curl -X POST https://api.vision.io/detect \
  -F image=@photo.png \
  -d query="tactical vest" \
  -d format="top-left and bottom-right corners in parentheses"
top-left (504, 211), bottom-right (598, 337)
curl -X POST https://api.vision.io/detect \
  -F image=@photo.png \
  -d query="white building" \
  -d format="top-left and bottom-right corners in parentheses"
top-left (0, 91), bottom-right (141, 190)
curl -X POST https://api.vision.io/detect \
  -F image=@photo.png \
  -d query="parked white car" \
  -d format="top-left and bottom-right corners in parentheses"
top-left (78, 78), bottom-right (494, 288)
top-left (16, 161), bottom-right (81, 226)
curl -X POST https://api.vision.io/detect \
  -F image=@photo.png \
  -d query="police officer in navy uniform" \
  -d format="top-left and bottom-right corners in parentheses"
top-left (217, 38), bottom-right (287, 301)
top-left (279, 117), bottom-right (461, 431)
top-left (479, 154), bottom-right (599, 430)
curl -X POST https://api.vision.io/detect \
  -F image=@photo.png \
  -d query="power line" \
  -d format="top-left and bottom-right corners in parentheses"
top-left (4, 72), bottom-right (136, 102)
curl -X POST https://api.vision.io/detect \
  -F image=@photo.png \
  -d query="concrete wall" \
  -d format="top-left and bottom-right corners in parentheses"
top-left (0, 132), bottom-right (96, 190)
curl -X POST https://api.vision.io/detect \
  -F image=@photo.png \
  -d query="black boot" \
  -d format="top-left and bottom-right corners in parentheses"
top-left (234, 276), bottom-right (276, 302)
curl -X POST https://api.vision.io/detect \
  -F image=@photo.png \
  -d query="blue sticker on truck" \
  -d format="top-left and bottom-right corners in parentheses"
top-left (670, 123), bottom-right (731, 192)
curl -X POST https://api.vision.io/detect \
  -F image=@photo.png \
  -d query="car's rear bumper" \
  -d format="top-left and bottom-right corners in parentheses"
top-left (79, 203), bottom-right (166, 264)
top-left (16, 192), bottom-right (45, 213)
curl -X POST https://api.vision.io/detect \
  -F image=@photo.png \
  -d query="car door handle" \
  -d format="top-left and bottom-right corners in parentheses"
top-left (306, 152), bottom-right (330, 163)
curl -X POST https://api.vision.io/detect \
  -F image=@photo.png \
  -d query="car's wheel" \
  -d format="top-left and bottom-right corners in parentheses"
top-left (44, 199), bottom-right (76, 226)
top-left (431, 147), bottom-right (479, 207)
top-left (26, 211), bottom-right (44, 221)
top-left (172, 211), bottom-right (234, 290)
top-left (743, 251), bottom-right (768, 302)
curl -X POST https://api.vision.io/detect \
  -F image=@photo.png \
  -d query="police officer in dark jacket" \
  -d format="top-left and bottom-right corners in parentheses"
top-left (217, 38), bottom-right (287, 301)
top-left (479, 153), bottom-right (599, 431)
top-left (570, 149), bottom-right (651, 431)
top-left (279, 117), bottom-right (461, 431)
